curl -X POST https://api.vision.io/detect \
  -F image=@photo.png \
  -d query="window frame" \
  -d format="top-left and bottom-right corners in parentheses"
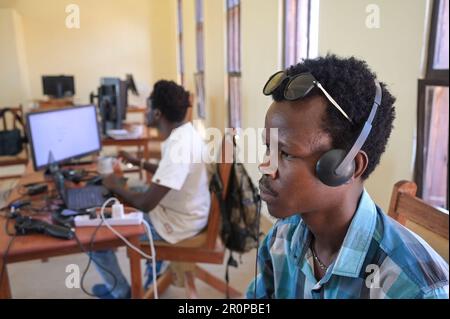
top-left (414, 0), bottom-right (449, 208)
top-left (425, 0), bottom-right (449, 81)
top-left (282, 0), bottom-right (312, 69)
top-left (195, 0), bottom-right (206, 119)
top-left (226, 0), bottom-right (242, 128)
top-left (415, 79), bottom-right (449, 207)
top-left (177, 0), bottom-right (185, 86)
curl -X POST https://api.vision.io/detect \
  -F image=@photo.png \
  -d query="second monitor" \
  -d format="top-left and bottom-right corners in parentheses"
top-left (42, 75), bottom-right (75, 99)
top-left (93, 77), bottom-right (128, 134)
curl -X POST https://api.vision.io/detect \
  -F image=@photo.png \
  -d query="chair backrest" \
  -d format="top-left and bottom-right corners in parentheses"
top-left (0, 105), bottom-right (28, 159)
top-left (0, 105), bottom-right (29, 179)
top-left (1, 105), bottom-right (24, 131)
top-left (388, 180), bottom-right (449, 240)
top-left (204, 133), bottom-right (234, 250)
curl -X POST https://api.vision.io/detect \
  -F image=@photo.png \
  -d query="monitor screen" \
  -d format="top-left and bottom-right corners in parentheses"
top-left (42, 75), bottom-right (75, 98)
top-left (26, 105), bottom-right (102, 170)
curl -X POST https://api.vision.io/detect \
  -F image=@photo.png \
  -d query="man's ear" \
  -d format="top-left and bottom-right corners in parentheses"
top-left (353, 151), bottom-right (368, 180)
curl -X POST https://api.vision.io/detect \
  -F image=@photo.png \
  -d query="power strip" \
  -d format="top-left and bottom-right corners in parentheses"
top-left (74, 212), bottom-right (144, 227)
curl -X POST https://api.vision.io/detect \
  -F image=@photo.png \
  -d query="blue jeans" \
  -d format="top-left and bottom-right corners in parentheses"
top-left (90, 213), bottom-right (165, 299)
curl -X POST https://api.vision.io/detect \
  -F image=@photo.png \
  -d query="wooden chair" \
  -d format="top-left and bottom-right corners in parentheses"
top-left (132, 133), bottom-right (241, 299)
top-left (0, 105), bottom-right (29, 181)
top-left (388, 181), bottom-right (449, 258)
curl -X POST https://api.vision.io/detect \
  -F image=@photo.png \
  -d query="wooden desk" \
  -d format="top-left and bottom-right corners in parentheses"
top-left (127, 105), bottom-right (146, 114)
top-left (126, 106), bottom-right (146, 127)
top-left (34, 98), bottom-right (74, 109)
top-left (0, 164), bottom-right (146, 299)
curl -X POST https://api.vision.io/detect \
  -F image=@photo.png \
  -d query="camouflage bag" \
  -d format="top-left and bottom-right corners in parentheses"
top-left (221, 162), bottom-right (261, 253)
top-left (210, 160), bottom-right (262, 297)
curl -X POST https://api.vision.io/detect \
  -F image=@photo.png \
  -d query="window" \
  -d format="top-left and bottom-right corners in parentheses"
top-left (195, 0), bottom-right (206, 119)
top-left (283, 0), bottom-right (319, 68)
top-left (415, 0), bottom-right (449, 209)
top-left (426, 0), bottom-right (449, 79)
top-left (226, 0), bottom-right (241, 128)
top-left (177, 0), bottom-right (185, 86)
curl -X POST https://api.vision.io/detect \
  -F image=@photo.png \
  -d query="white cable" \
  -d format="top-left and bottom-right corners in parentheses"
top-left (99, 197), bottom-right (159, 299)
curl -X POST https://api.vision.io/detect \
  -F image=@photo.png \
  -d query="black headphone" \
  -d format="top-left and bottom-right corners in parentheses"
top-left (315, 81), bottom-right (382, 187)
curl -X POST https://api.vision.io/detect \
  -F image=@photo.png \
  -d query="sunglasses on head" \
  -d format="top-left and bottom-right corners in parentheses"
top-left (263, 71), bottom-right (353, 124)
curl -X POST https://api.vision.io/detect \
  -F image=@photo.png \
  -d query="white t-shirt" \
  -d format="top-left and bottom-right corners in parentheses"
top-left (149, 122), bottom-right (211, 244)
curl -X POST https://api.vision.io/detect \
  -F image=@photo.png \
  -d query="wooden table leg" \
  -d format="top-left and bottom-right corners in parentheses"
top-left (0, 260), bottom-right (12, 299)
top-left (128, 235), bottom-right (143, 299)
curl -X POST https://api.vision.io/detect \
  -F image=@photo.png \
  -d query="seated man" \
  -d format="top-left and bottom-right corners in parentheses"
top-left (247, 55), bottom-right (449, 299)
top-left (91, 80), bottom-right (211, 299)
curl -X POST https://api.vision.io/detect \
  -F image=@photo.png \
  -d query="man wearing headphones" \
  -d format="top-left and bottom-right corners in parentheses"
top-left (91, 80), bottom-right (211, 299)
top-left (247, 55), bottom-right (448, 299)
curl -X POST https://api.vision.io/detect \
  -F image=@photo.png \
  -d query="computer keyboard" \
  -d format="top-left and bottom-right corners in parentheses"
top-left (66, 186), bottom-right (108, 210)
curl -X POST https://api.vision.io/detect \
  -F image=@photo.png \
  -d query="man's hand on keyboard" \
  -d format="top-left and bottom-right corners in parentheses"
top-left (102, 174), bottom-right (127, 192)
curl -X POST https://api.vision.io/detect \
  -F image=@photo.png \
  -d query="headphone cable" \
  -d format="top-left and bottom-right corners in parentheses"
top-left (254, 195), bottom-right (262, 299)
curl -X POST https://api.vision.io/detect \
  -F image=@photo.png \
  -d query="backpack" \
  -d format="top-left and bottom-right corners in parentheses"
top-left (210, 157), bottom-right (262, 297)
top-left (0, 108), bottom-right (27, 156)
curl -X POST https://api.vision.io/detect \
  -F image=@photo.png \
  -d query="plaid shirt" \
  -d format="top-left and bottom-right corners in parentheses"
top-left (247, 190), bottom-right (449, 299)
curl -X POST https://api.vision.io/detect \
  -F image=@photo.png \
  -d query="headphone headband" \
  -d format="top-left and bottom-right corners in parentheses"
top-left (334, 81), bottom-right (382, 176)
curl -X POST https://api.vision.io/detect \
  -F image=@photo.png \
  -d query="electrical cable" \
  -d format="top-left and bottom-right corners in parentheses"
top-left (0, 195), bottom-right (159, 299)
top-left (72, 226), bottom-right (118, 298)
top-left (4, 214), bottom-right (16, 237)
top-left (98, 197), bottom-right (159, 299)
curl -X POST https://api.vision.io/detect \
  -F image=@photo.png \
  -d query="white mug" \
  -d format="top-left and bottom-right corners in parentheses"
top-left (98, 156), bottom-right (116, 175)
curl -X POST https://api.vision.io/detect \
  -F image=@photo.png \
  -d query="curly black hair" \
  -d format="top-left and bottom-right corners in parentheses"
top-left (271, 54), bottom-right (396, 179)
top-left (149, 80), bottom-right (190, 123)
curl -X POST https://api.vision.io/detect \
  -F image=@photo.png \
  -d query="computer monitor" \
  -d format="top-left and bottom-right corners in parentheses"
top-left (42, 75), bottom-right (75, 98)
top-left (26, 105), bottom-right (102, 171)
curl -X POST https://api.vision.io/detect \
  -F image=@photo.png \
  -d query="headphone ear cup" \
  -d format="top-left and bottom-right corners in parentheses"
top-left (316, 149), bottom-right (355, 187)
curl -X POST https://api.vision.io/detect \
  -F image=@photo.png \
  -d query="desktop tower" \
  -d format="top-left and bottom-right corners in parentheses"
top-left (95, 78), bottom-right (128, 134)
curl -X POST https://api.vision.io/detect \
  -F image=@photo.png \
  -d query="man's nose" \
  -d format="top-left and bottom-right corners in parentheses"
top-left (258, 153), bottom-right (277, 179)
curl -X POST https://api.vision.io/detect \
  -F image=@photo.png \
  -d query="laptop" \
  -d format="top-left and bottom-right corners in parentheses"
top-left (52, 168), bottom-right (110, 211)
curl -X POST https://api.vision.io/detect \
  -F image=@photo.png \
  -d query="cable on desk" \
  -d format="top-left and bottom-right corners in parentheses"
top-left (4, 215), bottom-right (16, 237)
top-left (0, 180), bottom-right (19, 203)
